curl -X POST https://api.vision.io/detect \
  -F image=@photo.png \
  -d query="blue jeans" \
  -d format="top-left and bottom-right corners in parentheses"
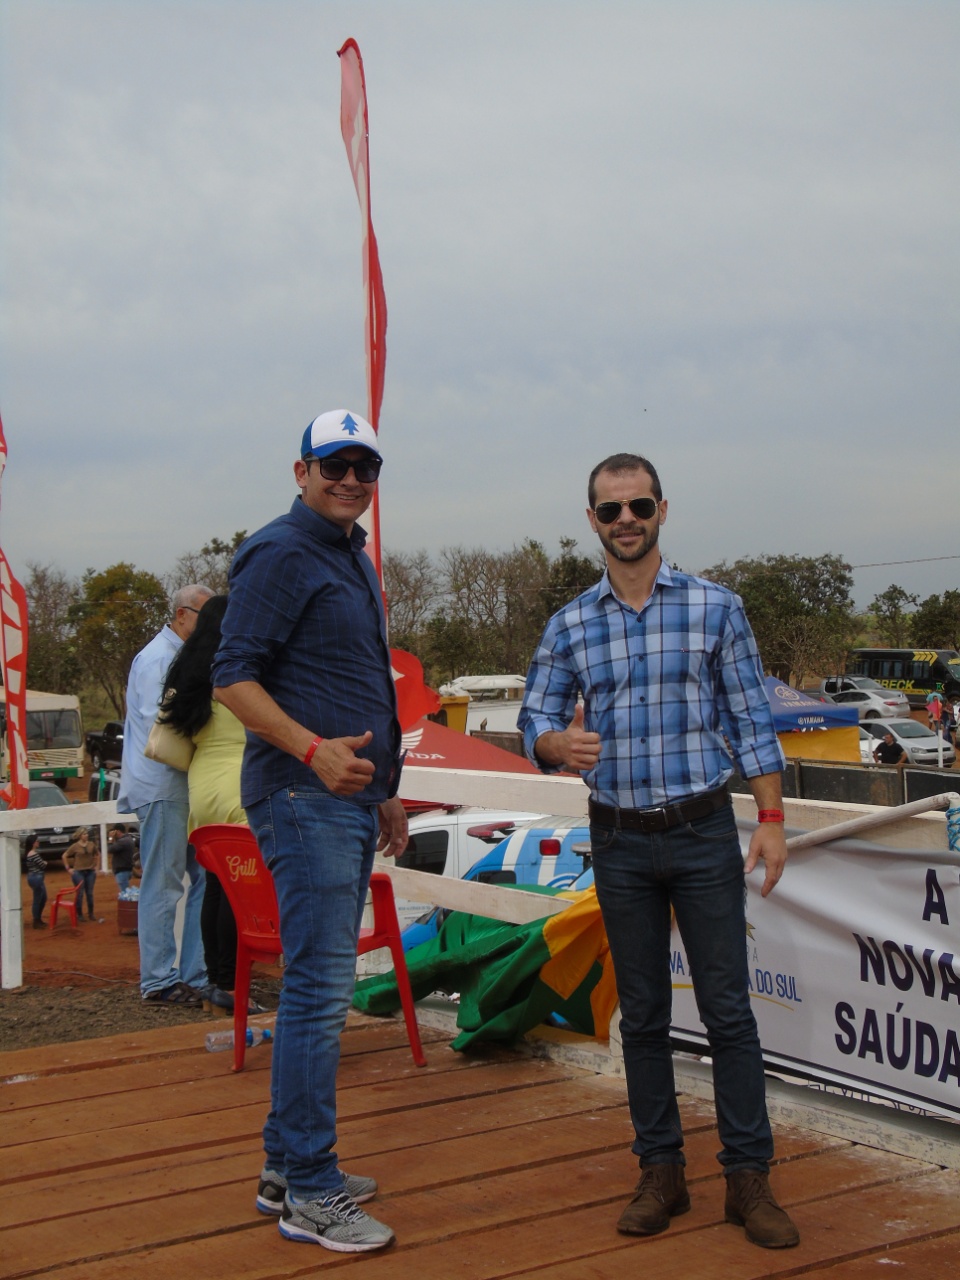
top-left (71, 868), bottom-right (97, 919)
top-left (114, 870), bottom-right (132, 895)
top-left (248, 785), bottom-right (377, 1199)
top-left (591, 803), bottom-right (772, 1174)
top-left (134, 798), bottom-right (206, 996)
top-left (27, 872), bottom-right (47, 923)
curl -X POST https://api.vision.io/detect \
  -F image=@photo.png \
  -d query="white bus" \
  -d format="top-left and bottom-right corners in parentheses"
top-left (0, 688), bottom-right (85, 787)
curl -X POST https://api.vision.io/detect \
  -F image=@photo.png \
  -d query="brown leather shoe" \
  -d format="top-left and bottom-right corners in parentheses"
top-left (616, 1164), bottom-right (690, 1236)
top-left (724, 1170), bottom-right (799, 1248)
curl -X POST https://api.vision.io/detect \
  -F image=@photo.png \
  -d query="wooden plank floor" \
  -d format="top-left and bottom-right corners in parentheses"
top-left (3, 1014), bottom-right (960, 1279)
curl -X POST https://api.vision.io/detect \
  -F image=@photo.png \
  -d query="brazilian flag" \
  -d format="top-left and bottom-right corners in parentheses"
top-left (353, 885), bottom-right (618, 1051)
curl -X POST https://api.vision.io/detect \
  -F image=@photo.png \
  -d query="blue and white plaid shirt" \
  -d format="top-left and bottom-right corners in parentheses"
top-left (518, 560), bottom-right (785, 809)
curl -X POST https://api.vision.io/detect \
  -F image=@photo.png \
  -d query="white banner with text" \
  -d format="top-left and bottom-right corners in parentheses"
top-left (671, 829), bottom-right (960, 1118)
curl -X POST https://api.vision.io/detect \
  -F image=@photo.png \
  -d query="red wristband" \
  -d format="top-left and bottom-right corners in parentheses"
top-left (757, 809), bottom-right (784, 824)
top-left (303, 735), bottom-right (324, 766)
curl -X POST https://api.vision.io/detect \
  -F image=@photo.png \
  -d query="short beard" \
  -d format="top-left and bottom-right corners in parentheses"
top-left (598, 520), bottom-right (661, 563)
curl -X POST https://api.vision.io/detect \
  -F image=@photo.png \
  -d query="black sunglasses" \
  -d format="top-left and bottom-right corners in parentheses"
top-left (593, 497), bottom-right (659, 525)
top-left (306, 454), bottom-right (382, 483)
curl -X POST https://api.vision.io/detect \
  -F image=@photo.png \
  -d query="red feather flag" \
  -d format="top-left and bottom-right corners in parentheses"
top-left (338, 38), bottom-right (387, 583)
top-left (0, 413), bottom-right (30, 808)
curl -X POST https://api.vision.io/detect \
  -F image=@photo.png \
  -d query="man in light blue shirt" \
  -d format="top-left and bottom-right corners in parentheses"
top-left (519, 452), bottom-right (799, 1250)
top-left (119, 583), bottom-right (212, 1004)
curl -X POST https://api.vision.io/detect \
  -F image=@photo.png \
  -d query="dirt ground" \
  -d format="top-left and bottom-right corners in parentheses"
top-left (1, 863), bottom-right (281, 1051)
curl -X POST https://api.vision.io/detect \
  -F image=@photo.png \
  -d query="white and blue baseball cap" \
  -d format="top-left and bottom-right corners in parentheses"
top-left (300, 410), bottom-right (381, 461)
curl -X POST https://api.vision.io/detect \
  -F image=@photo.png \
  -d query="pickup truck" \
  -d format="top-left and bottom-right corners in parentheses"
top-left (85, 721), bottom-right (124, 770)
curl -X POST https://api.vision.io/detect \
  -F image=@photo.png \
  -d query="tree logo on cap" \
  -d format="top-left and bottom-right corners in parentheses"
top-left (341, 413), bottom-right (361, 435)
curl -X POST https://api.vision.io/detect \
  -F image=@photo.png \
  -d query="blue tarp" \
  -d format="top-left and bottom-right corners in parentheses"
top-left (765, 676), bottom-right (859, 732)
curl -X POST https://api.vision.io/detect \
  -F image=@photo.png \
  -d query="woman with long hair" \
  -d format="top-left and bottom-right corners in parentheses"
top-left (25, 833), bottom-right (48, 928)
top-left (161, 594), bottom-right (253, 1014)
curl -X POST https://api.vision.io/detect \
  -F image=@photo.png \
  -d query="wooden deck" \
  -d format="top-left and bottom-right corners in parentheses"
top-left (3, 1014), bottom-right (960, 1279)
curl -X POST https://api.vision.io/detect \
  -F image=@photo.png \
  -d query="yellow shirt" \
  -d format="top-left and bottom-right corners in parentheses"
top-left (187, 701), bottom-right (247, 830)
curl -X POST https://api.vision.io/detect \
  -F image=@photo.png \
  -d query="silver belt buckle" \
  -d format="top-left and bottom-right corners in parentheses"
top-left (647, 805), bottom-right (667, 829)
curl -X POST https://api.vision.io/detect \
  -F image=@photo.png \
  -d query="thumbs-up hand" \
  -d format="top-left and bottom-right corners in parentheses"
top-left (557, 703), bottom-right (601, 772)
top-left (309, 730), bottom-right (378, 795)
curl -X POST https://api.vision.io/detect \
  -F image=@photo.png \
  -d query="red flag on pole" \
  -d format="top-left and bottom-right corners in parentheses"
top-left (338, 38), bottom-right (387, 583)
top-left (0, 413), bottom-right (30, 808)
top-left (338, 43), bottom-right (440, 726)
top-left (390, 648), bottom-right (442, 730)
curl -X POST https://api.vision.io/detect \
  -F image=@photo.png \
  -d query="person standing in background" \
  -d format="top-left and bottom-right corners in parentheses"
top-left (25, 833), bottom-right (47, 928)
top-left (62, 827), bottom-right (98, 922)
top-left (118, 583), bottom-right (213, 1006)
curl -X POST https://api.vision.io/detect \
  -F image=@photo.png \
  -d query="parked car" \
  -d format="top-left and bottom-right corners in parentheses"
top-left (820, 676), bottom-right (911, 716)
top-left (861, 719), bottom-right (956, 767)
top-left (86, 721), bottom-right (124, 771)
top-left (400, 817), bottom-right (591, 950)
top-left (824, 688), bottom-right (901, 721)
top-left (1, 780), bottom-right (77, 866)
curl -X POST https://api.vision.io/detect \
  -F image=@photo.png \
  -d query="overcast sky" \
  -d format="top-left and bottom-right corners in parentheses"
top-left (1, 1), bottom-right (957, 611)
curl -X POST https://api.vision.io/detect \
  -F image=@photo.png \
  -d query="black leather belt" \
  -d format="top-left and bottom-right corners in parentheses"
top-left (588, 785), bottom-right (730, 834)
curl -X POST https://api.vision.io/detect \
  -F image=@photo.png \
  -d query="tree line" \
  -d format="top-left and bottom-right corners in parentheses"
top-left (22, 535), bottom-right (960, 718)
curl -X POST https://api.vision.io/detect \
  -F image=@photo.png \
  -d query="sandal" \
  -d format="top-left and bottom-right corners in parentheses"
top-left (142, 982), bottom-right (203, 1008)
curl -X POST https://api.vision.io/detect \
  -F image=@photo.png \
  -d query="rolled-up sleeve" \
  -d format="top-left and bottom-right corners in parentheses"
top-left (715, 598), bottom-right (786, 779)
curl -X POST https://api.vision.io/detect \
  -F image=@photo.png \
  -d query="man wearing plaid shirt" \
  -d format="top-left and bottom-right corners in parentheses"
top-left (518, 452), bottom-right (799, 1251)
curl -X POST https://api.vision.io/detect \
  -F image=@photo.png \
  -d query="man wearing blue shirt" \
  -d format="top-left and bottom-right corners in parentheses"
top-left (119, 583), bottom-right (213, 1004)
top-left (519, 452), bottom-right (799, 1250)
top-left (212, 410), bottom-right (406, 1255)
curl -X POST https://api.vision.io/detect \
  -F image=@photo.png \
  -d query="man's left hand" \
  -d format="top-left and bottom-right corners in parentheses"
top-left (744, 824), bottom-right (788, 898)
top-left (376, 796), bottom-right (409, 859)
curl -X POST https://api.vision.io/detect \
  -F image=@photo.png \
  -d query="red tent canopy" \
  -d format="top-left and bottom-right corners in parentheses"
top-left (399, 718), bottom-right (538, 775)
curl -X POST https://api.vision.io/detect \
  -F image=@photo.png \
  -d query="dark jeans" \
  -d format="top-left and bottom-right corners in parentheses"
top-left (591, 803), bottom-right (773, 1174)
top-left (27, 871), bottom-right (47, 923)
top-left (200, 869), bottom-right (238, 990)
top-left (70, 868), bottom-right (97, 920)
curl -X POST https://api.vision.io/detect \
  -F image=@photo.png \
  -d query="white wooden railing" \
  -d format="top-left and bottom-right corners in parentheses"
top-left (2, 771), bottom-right (957, 991)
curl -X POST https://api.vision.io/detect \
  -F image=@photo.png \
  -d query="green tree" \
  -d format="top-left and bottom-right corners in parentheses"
top-left (24, 562), bottom-right (81, 692)
top-left (71, 564), bottom-right (170, 715)
top-left (168, 532), bottom-right (247, 596)
top-left (700, 553), bottom-right (856, 685)
top-left (869, 584), bottom-right (918, 648)
top-left (911, 590), bottom-right (960, 652)
top-left (542, 537), bottom-right (602, 617)
top-left (383, 549), bottom-right (441, 652)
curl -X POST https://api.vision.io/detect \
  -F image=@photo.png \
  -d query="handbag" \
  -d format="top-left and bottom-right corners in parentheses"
top-left (145, 713), bottom-right (196, 772)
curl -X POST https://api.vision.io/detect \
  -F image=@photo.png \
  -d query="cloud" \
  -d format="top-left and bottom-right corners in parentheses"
top-left (1, 1), bottom-right (957, 612)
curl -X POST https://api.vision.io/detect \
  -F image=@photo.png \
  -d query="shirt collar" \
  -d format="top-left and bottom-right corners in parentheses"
top-left (289, 496), bottom-right (367, 551)
top-left (597, 556), bottom-right (674, 603)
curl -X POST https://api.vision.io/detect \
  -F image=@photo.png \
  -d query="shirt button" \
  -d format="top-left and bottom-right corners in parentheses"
top-left (640, 738), bottom-right (646, 744)
top-left (639, 696), bottom-right (645, 703)
top-left (641, 778), bottom-right (649, 785)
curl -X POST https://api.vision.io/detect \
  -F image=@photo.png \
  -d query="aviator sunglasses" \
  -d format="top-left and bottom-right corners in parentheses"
top-left (593, 496), bottom-right (660, 525)
top-left (305, 454), bottom-right (382, 483)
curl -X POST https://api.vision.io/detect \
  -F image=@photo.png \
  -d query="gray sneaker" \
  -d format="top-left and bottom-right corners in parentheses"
top-left (278, 1189), bottom-right (395, 1253)
top-left (256, 1167), bottom-right (377, 1215)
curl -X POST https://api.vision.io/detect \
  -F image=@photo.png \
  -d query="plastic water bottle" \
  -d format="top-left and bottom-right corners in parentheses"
top-left (204, 1026), bottom-right (273, 1053)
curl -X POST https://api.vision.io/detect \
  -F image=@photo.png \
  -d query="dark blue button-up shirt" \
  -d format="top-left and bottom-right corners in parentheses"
top-left (212, 498), bottom-right (402, 809)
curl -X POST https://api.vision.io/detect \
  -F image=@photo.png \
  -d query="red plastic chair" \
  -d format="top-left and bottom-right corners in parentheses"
top-left (190, 824), bottom-right (426, 1072)
top-left (49, 883), bottom-right (80, 928)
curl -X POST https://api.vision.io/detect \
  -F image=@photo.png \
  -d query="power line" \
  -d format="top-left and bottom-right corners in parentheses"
top-left (850, 555), bottom-right (960, 570)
